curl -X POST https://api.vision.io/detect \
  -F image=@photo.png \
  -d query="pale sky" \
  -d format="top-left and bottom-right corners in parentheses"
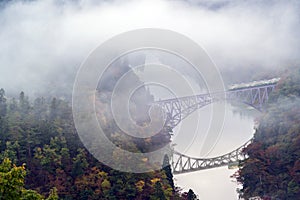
top-left (0, 0), bottom-right (299, 94)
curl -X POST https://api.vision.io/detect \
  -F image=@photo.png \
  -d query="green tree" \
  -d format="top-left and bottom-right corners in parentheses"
top-left (0, 88), bottom-right (7, 117)
top-left (33, 97), bottom-right (47, 120)
top-left (0, 141), bottom-right (19, 164)
top-left (72, 148), bottom-right (88, 177)
top-left (187, 189), bottom-right (197, 200)
top-left (162, 154), bottom-right (175, 191)
top-left (0, 158), bottom-right (44, 200)
top-left (0, 158), bottom-right (25, 200)
top-left (19, 91), bottom-right (30, 116)
top-left (0, 89), bottom-right (8, 148)
top-left (151, 182), bottom-right (166, 200)
top-left (46, 188), bottom-right (59, 200)
top-left (9, 98), bottom-right (18, 113)
top-left (49, 98), bottom-right (57, 120)
top-left (21, 190), bottom-right (43, 200)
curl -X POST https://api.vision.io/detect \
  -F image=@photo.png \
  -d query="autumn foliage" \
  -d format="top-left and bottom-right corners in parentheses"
top-left (235, 67), bottom-right (300, 199)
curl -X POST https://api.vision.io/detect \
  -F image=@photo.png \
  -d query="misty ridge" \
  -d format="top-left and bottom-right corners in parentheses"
top-left (0, 0), bottom-right (299, 99)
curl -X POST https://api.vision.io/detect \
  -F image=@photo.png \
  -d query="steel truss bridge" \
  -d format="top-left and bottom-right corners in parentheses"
top-left (153, 80), bottom-right (278, 174)
top-left (172, 139), bottom-right (253, 174)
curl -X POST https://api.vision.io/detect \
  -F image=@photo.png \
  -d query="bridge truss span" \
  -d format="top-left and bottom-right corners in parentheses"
top-left (171, 139), bottom-right (253, 174)
top-left (226, 84), bottom-right (276, 110)
top-left (154, 83), bottom-right (277, 128)
top-left (153, 79), bottom-right (278, 173)
top-left (154, 94), bottom-right (213, 127)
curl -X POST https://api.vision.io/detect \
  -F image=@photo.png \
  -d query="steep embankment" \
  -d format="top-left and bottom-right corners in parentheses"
top-left (235, 67), bottom-right (300, 199)
top-left (0, 58), bottom-right (195, 199)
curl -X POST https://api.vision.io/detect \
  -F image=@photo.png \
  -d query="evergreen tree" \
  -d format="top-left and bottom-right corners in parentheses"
top-left (0, 158), bottom-right (48, 200)
top-left (162, 154), bottom-right (175, 191)
top-left (187, 189), bottom-right (197, 200)
top-left (49, 98), bottom-right (57, 120)
top-left (46, 187), bottom-right (59, 200)
top-left (19, 91), bottom-right (30, 116)
top-left (0, 88), bottom-right (8, 147)
top-left (151, 182), bottom-right (166, 200)
top-left (0, 88), bottom-right (7, 117)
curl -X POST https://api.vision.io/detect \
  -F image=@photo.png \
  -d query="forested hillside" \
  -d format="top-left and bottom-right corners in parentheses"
top-left (0, 89), bottom-right (200, 200)
top-left (0, 57), bottom-right (198, 199)
top-left (234, 67), bottom-right (300, 199)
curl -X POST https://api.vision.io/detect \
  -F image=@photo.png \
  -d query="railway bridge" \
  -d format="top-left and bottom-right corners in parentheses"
top-left (153, 78), bottom-right (279, 174)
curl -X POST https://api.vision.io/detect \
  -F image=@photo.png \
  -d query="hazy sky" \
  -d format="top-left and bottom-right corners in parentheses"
top-left (0, 0), bottom-right (299, 95)
top-left (0, 0), bottom-right (299, 199)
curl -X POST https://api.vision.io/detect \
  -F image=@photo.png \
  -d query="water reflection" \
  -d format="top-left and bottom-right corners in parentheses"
top-left (173, 102), bottom-right (260, 200)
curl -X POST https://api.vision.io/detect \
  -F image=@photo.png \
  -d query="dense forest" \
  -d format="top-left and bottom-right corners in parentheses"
top-left (0, 58), bottom-right (199, 200)
top-left (1, 64), bottom-right (299, 200)
top-left (234, 66), bottom-right (300, 199)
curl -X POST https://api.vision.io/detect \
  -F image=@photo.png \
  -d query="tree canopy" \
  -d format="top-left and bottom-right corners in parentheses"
top-left (234, 67), bottom-right (300, 199)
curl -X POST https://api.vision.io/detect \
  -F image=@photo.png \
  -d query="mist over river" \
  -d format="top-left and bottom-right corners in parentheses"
top-left (173, 102), bottom-right (260, 200)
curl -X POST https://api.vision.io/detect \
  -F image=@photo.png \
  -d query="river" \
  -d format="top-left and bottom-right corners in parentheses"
top-left (172, 102), bottom-right (260, 199)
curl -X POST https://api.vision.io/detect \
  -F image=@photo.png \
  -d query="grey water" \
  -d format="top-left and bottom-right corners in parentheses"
top-left (173, 102), bottom-right (260, 200)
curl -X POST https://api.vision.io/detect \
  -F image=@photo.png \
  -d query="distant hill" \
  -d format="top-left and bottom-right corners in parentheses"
top-left (234, 66), bottom-right (300, 199)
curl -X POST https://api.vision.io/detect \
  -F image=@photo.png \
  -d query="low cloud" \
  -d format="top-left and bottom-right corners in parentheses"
top-left (0, 0), bottom-right (299, 95)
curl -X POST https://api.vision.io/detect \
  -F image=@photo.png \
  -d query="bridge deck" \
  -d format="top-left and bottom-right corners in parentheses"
top-left (155, 78), bottom-right (279, 174)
